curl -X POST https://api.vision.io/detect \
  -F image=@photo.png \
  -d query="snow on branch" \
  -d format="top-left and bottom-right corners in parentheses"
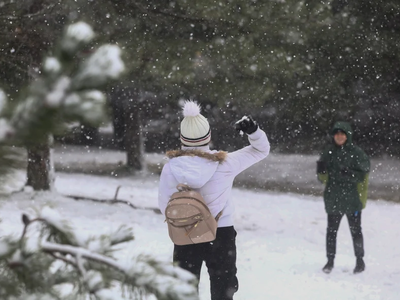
top-left (1, 21), bottom-right (125, 146)
top-left (73, 44), bottom-right (125, 89)
top-left (41, 242), bottom-right (198, 300)
top-left (0, 208), bottom-right (198, 300)
top-left (60, 21), bottom-right (95, 55)
top-left (0, 20), bottom-right (126, 184)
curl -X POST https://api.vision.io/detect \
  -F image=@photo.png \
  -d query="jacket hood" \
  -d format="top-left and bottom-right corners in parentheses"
top-left (166, 149), bottom-right (226, 189)
top-left (331, 121), bottom-right (353, 144)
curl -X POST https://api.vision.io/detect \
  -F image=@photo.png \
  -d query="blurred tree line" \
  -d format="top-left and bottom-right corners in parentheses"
top-left (1, 0), bottom-right (399, 164)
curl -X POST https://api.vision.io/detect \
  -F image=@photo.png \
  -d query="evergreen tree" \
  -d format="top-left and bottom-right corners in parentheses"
top-left (105, 0), bottom-right (400, 155)
top-left (0, 20), bottom-right (125, 189)
top-left (5, 1), bottom-right (398, 156)
top-left (0, 21), bottom-right (198, 300)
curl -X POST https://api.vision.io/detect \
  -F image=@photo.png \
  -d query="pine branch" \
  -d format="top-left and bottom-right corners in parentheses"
top-left (1, 207), bottom-right (198, 299)
top-left (0, 21), bottom-right (125, 186)
top-left (0, 20), bottom-right (197, 299)
top-left (41, 242), bottom-right (198, 300)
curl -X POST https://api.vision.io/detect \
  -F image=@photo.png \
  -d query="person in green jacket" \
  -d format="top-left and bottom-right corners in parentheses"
top-left (317, 121), bottom-right (370, 274)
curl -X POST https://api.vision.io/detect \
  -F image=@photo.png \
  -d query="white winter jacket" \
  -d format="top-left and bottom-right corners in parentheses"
top-left (158, 128), bottom-right (270, 227)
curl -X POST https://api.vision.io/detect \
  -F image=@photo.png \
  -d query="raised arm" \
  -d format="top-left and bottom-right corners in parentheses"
top-left (226, 116), bottom-right (270, 175)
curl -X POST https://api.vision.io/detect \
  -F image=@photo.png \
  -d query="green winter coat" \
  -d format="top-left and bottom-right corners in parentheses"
top-left (317, 122), bottom-right (370, 214)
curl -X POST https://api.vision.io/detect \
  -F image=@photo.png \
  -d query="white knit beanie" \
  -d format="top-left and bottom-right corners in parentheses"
top-left (180, 101), bottom-right (211, 147)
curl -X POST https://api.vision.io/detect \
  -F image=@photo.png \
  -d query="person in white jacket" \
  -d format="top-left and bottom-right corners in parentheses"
top-left (158, 101), bottom-right (270, 300)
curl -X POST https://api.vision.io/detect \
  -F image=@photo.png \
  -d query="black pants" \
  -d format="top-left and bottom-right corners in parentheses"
top-left (173, 226), bottom-right (238, 300)
top-left (326, 212), bottom-right (364, 259)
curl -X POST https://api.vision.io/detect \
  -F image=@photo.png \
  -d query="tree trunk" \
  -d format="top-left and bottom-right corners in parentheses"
top-left (124, 106), bottom-right (143, 170)
top-left (26, 142), bottom-right (52, 190)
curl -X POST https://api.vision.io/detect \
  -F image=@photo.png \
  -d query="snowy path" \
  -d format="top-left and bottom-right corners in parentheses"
top-left (1, 172), bottom-right (399, 300)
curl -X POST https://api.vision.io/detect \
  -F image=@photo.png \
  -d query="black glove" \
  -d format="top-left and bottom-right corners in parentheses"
top-left (235, 116), bottom-right (258, 135)
top-left (316, 160), bottom-right (327, 174)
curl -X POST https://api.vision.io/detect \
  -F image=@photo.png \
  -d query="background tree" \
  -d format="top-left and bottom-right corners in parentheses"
top-left (298, 0), bottom-right (400, 155)
top-left (109, 0), bottom-right (399, 156)
top-left (1, 1), bottom-right (80, 189)
top-left (3, 0), bottom-right (399, 166)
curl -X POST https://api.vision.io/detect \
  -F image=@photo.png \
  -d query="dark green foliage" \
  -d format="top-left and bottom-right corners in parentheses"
top-left (1, 0), bottom-right (399, 156)
top-left (89, 0), bottom-right (400, 155)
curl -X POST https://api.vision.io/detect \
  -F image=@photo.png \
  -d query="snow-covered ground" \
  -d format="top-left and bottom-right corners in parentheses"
top-left (1, 171), bottom-right (400, 299)
top-left (0, 145), bottom-right (399, 299)
top-left (51, 144), bottom-right (400, 202)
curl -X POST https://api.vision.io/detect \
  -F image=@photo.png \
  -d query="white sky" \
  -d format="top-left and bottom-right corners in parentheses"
top-left (1, 168), bottom-right (399, 300)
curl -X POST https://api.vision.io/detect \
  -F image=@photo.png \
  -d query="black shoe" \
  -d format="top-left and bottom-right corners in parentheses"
top-left (322, 259), bottom-right (334, 274)
top-left (353, 257), bottom-right (365, 274)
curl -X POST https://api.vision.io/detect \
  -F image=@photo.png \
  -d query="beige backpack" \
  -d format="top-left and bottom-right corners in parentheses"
top-left (165, 184), bottom-right (222, 245)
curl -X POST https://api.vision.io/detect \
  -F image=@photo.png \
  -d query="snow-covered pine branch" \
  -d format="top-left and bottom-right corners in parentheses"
top-left (0, 20), bottom-right (198, 300)
top-left (0, 21), bottom-right (125, 189)
top-left (6, 21), bottom-right (124, 144)
top-left (0, 207), bottom-right (198, 300)
top-left (60, 21), bottom-right (95, 56)
top-left (72, 45), bottom-right (125, 89)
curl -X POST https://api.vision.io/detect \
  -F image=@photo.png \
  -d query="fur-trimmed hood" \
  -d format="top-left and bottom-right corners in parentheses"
top-left (166, 149), bottom-right (227, 162)
top-left (165, 149), bottom-right (227, 189)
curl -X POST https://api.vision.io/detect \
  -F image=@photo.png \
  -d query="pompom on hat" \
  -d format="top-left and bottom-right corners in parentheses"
top-left (180, 101), bottom-right (211, 147)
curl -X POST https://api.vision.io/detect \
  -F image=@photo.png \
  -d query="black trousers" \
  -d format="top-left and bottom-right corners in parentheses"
top-left (326, 212), bottom-right (364, 259)
top-left (173, 226), bottom-right (238, 300)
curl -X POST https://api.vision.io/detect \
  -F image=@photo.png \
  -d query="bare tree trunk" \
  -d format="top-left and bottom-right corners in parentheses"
top-left (26, 141), bottom-right (52, 190)
top-left (124, 104), bottom-right (143, 170)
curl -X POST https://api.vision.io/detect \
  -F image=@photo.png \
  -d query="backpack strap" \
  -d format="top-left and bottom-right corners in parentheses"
top-left (176, 184), bottom-right (223, 222)
top-left (215, 211), bottom-right (223, 222)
